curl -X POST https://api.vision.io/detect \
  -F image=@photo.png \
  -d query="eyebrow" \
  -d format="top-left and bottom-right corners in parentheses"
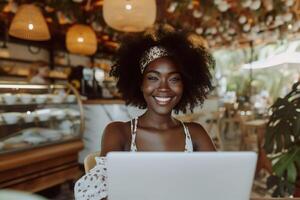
top-left (146, 70), bottom-right (181, 75)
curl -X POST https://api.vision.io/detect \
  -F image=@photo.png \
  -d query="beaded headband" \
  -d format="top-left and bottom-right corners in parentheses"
top-left (139, 46), bottom-right (170, 74)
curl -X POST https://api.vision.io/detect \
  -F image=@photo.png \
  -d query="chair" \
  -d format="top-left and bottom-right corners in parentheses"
top-left (84, 151), bottom-right (101, 173)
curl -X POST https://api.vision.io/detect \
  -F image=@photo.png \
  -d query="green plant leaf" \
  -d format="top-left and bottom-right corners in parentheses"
top-left (286, 162), bottom-right (297, 183)
top-left (265, 82), bottom-right (300, 197)
top-left (293, 116), bottom-right (300, 137)
top-left (295, 154), bottom-right (300, 168)
top-left (286, 181), bottom-right (295, 196)
top-left (264, 81), bottom-right (300, 154)
top-left (275, 134), bottom-right (283, 153)
top-left (272, 148), bottom-right (300, 177)
top-left (283, 132), bottom-right (292, 149)
top-left (273, 152), bottom-right (292, 176)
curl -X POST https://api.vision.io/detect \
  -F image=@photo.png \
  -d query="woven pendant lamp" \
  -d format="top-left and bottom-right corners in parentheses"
top-left (9, 4), bottom-right (50, 41)
top-left (66, 24), bottom-right (97, 55)
top-left (103, 0), bottom-right (156, 32)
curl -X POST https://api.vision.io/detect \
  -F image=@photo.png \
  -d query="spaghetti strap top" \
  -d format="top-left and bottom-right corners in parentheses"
top-left (130, 117), bottom-right (193, 152)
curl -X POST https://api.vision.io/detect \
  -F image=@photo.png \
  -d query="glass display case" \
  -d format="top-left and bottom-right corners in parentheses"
top-left (0, 81), bottom-right (84, 154)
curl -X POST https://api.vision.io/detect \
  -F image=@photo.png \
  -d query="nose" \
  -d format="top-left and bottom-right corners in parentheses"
top-left (158, 79), bottom-right (170, 92)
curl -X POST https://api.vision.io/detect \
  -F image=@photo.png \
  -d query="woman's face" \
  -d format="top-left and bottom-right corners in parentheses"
top-left (141, 57), bottom-right (183, 115)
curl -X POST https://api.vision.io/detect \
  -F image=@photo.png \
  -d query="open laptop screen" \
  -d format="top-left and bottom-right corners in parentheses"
top-left (107, 152), bottom-right (257, 200)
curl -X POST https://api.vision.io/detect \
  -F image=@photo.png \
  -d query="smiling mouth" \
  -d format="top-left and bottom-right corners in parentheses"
top-left (153, 96), bottom-right (173, 105)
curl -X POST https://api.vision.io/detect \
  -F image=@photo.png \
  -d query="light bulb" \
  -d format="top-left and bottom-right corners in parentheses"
top-left (28, 23), bottom-right (34, 30)
top-left (125, 4), bottom-right (132, 10)
top-left (77, 37), bottom-right (84, 42)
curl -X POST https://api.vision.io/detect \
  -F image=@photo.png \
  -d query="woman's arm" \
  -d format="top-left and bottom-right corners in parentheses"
top-left (187, 122), bottom-right (217, 151)
top-left (100, 121), bottom-right (126, 156)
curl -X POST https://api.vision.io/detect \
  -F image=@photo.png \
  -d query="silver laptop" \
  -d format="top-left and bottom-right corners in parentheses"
top-left (107, 152), bottom-right (257, 200)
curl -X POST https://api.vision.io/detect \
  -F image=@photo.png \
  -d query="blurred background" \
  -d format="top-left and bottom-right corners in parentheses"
top-left (0, 0), bottom-right (300, 199)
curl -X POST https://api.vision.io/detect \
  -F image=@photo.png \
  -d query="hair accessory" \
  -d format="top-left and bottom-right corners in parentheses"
top-left (139, 46), bottom-right (170, 74)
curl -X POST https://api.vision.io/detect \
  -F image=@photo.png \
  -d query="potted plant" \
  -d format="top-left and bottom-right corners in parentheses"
top-left (264, 81), bottom-right (300, 197)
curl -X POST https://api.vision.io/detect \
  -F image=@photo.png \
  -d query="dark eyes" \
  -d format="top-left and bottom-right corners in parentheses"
top-left (146, 75), bottom-right (181, 83)
top-left (170, 76), bottom-right (181, 82)
top-left (147, 76), bottom-right (158, 81)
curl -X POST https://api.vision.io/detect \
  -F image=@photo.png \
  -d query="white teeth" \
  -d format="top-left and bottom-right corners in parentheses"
top-left (154, 97), bottom-right (171, 102)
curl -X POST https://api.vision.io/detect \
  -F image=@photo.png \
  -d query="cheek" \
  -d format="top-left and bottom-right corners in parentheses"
top-left (142, 76), bottom-right (161, 91)
top-left (141, 81), bottom-right (156, 95)
top-left (171, 83), bottom-right (183, 96)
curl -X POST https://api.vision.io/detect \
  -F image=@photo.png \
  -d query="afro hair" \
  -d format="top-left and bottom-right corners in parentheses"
top-left (110, 30), bottom-right (215, 114)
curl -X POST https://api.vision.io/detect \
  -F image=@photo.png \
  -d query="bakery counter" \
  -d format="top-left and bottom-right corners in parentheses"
top-left (0, 82), bottom-right (85, 192)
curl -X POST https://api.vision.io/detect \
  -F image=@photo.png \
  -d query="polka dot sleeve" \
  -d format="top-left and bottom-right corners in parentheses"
top-left (74, 157), bottom-right (108, 200)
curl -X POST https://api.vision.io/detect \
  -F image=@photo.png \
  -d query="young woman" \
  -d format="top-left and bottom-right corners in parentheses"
top-left (75, 30), bottom-right (216, 200)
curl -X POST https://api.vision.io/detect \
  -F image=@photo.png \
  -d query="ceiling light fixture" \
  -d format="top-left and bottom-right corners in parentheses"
top-left (103, 0), bottom-right (156, 32)
top-left (66, 24), bottom-right (97, 55)
top-left (9, 4), bottom-right (50, 41)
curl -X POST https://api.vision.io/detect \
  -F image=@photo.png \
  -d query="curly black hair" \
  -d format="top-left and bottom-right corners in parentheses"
top-left (110, 30), bottom-right (215, 114)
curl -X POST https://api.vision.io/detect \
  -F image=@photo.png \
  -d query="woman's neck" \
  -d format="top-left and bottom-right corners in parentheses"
top-left (139, 110), bottom-right (178, 130)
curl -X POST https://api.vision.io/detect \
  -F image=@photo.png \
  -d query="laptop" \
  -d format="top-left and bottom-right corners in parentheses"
top-left (106, 152), bottom-right (257, 200)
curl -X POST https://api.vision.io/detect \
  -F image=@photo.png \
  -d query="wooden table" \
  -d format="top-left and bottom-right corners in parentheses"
top-left (0, 140), bottom-right (83, 192)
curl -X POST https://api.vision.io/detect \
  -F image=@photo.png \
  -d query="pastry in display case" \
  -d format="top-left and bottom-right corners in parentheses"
top-left (0, 81), bottom-right (84, 192)
top-left (0, 82), bottom-right (84, 154)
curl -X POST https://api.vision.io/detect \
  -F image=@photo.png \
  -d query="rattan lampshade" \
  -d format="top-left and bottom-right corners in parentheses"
top-left (9, 4), bottom-right (50, 41)
top-left (66, 24), bottom-right (97, 55)
top-left (103, 0), bottom-right (156, 32)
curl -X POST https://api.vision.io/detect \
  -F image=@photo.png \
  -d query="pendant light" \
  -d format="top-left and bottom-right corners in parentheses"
top-left (66, 24), bottom-right (97, 55)
top-left (9, 4), bottom-right (50, 41)
top-left (103, 0), bottom-right (156, 32)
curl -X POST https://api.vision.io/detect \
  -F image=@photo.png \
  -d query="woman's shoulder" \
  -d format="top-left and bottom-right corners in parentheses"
top-left (100, 121), bottom-right (132, 156)
top-left (103, 121), bottom-right (131, 139)
top-left (184, 122), bottom-right (208, 139)
top-left (105, 120), bottom-right (130, 131)
top-left (184, 122), bottom-right (216, 151)
top-left (184, 121), bottom-right (206, 133)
